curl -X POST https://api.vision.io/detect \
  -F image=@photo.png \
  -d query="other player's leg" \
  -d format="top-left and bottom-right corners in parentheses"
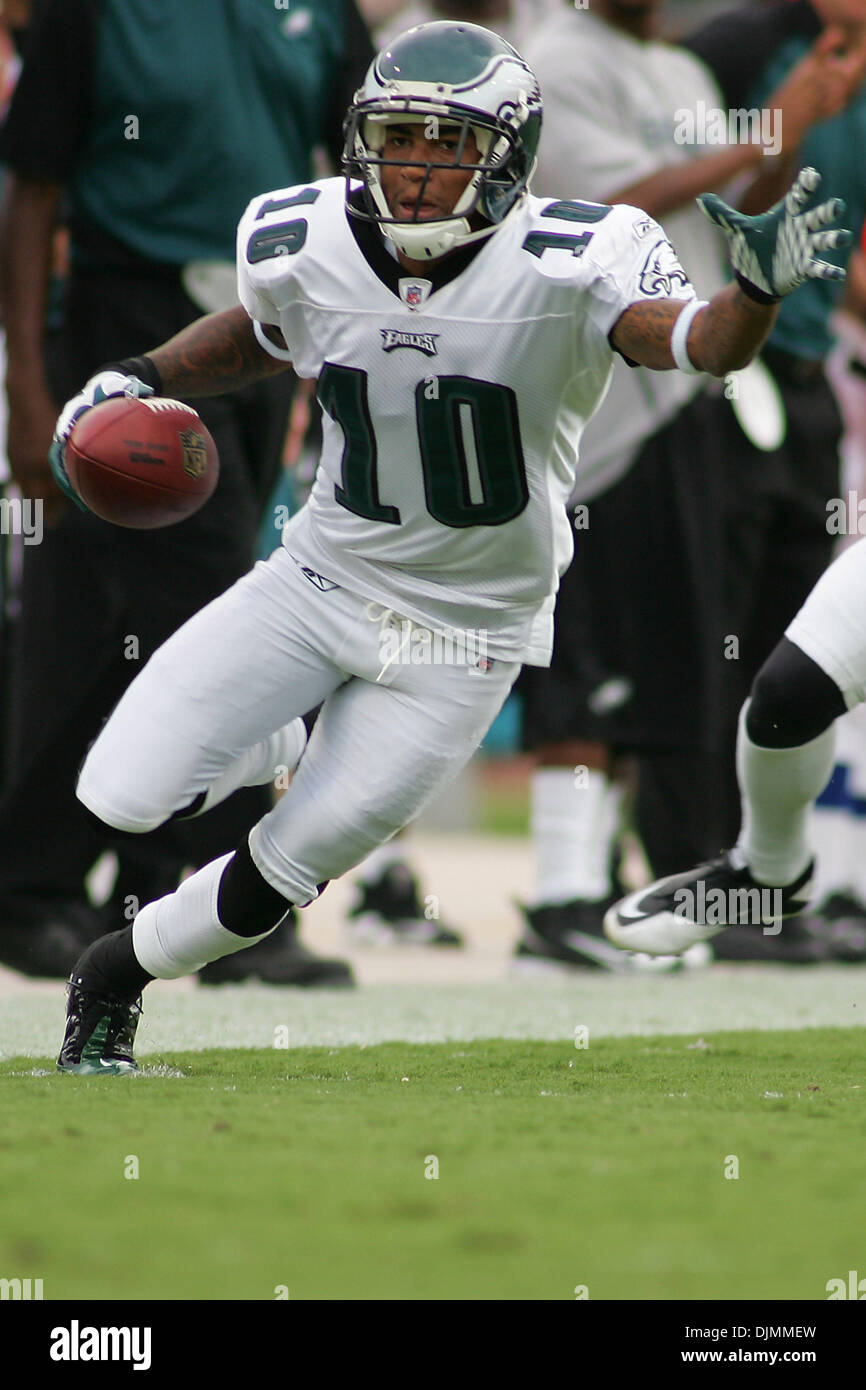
top-left (604, 536), bottom-right (866, 955)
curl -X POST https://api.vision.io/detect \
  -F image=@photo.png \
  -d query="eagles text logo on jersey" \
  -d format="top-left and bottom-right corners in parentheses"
top-left (379, 329), bottom-right (440, 357)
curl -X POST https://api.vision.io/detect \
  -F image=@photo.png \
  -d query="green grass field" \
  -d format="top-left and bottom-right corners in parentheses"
top-left (2, 1029), bottom-right (864, 1301)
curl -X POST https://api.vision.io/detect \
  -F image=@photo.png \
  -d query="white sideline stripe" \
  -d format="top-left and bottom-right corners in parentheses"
top-left (3, 835), bottom-right (865, 1055)
top-left (1, 970), bottom-right (865, 1057)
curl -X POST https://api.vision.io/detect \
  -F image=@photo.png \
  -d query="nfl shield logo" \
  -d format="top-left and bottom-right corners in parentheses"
top-left (399, 277), bottom-right (432, 310)
top-left (179, 429), bottom-right (208, 479)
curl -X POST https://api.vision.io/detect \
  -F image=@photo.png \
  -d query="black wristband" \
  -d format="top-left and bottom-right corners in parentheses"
top-left (734, 273), bottom-right (782, 307)
top-left (97, 355), bottom-right (164, 395)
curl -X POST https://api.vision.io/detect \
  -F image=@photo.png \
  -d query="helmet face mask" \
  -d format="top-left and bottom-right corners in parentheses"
top-left (343, 22), bottom-right (543, 261)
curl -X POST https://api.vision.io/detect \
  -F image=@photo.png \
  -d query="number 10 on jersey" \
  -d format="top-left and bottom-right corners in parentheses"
top-left (318, 363), bottom-right (530, 529)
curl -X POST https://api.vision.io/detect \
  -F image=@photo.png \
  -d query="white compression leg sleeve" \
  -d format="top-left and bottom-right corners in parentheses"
top-left (736, 700), bottom-right (837, 887)
top-left (132, 853), bottom-right (285, 979)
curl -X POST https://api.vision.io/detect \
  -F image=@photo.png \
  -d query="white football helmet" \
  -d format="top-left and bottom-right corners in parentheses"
top-left (343, 21), bottom-right (543, 261)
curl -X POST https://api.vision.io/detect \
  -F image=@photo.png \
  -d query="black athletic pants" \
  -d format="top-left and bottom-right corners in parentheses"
top-left (520, 387), bottom-right (729, 871)
top-left (0, 260), bottom-right (294, 913)
top-left (638, 351), bottom-right (842, 874)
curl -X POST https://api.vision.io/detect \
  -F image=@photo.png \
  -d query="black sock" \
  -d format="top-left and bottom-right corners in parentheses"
top-left (217, 839), bottom-right (292, 936)
top-left (74, 926), bottom-right (154, 1002)
top-left (748, 637), bottom-right (846, 748)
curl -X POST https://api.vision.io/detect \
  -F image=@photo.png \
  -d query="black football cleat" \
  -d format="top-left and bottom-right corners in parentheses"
top-left (714, 890), bottom-right (866, 964)
top-left (707, 917), bottom-right (828, 963)
top-left (57, 975), bottom-right (141, 1075)
top-left (513, 896), bottom-right (693, 972)
top-left (604, 848), bottom-right (814, 958)
top-left (198, 911), bottom-right (355, 987)
top-left (804, 892), bottom-right (866, 962)
top-left (347, 863), bottom-right (463, 946)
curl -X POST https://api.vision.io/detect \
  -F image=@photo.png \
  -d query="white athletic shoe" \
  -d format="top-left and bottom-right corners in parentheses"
top-left (603, 848), bottom-right (814, 957)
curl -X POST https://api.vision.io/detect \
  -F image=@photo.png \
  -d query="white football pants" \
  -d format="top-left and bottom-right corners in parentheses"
top-left (786, 533), bottom-right (866, 708)
top-left (77, 544), bottom-right (519, 906)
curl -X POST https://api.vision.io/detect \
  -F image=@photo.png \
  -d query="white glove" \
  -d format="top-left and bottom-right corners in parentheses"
top-left (50, 371), bottom-right (154, 508)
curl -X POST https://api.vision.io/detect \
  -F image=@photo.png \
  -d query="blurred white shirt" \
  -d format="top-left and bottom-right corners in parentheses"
top-left (376, 1), bottom-right (560, 52)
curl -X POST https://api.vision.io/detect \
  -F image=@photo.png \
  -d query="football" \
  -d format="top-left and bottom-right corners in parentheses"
top-left (66, 395), bottom-right (219, 528)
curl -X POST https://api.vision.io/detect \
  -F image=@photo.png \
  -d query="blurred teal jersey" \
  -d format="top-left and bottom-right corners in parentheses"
top-left (69, 0), bottom-right (356, 265)
top-left (749, 37), bottom-right (866, 361)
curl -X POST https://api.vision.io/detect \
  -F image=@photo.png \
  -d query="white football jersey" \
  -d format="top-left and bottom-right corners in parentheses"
top-left (237, 176), bottom-right (697, 665)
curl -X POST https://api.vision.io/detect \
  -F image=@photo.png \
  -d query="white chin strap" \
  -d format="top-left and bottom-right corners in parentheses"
top-left (382, 216), bottom-right (497, 260)
top-left (362, 113), bottom-right (505, 260)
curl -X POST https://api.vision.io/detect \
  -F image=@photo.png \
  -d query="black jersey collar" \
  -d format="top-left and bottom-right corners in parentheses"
top-left (345, 188), bottom-right (488, 299)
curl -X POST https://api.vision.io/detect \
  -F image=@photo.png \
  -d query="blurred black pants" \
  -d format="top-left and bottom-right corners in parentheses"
top-left (638, 353), bottom-right (842, 875)
top-left (0, 260), bottom-right (294, 911)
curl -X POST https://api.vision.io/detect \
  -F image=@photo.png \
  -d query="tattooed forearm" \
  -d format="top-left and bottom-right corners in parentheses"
top-left (148, 306), bottom-right (291, 397)
top-left (611, 285), bottom-right (778, 377)
top-left (688, 284), bottom-right (778, 375)
top-left (610, 298), bottom-right (684, 370)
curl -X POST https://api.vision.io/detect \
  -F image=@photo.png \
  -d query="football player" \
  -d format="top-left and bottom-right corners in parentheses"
top-left (49, 21), bottom-right (850, 1071)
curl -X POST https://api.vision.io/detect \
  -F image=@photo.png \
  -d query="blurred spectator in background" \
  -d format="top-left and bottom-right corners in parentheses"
top-left (0, 3), bottom-right (25, 120)
top-left (515, 0), bottom-right (866, 970)
top-left (375, 0), bottom-right (560, 50)
top-left (0, 0), bottom-right (372, 983)
top-left (359, 0), bottom-right (410, 25)
top-left (0, 0), bottom-right (30, 789)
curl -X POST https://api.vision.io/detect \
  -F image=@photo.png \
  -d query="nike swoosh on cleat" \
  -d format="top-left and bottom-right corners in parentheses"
top-left (609, 908), bottom-right (652, 927)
